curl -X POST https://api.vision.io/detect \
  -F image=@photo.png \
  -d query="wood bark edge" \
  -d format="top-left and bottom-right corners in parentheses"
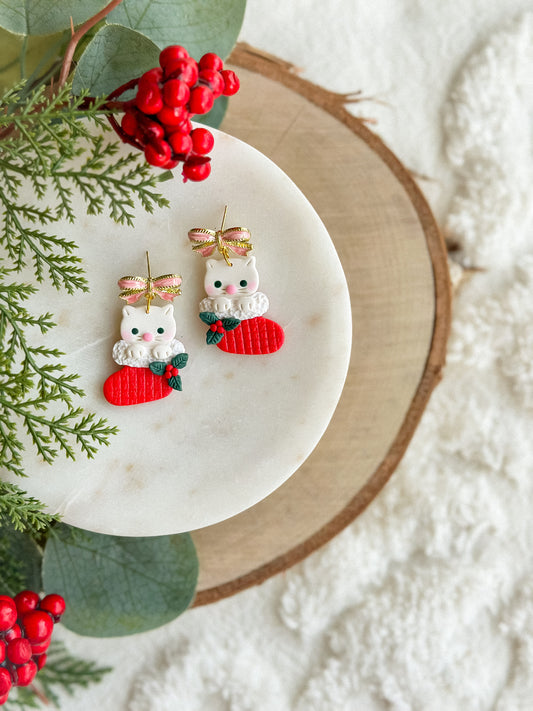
top-left (193, 43), bottom-right (452, 607)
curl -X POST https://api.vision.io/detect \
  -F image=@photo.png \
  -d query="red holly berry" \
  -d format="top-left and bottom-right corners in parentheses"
top-left (163, 79), bottom-right (190, 108)
top-left (188, 85), bottom-right (214, 115)
top-left (164, 57), bottom-right (198, 85)
top-left (13, 659), bottom-right (37, 687)
top-left (157, 105), bottom-right (188, 127)
top-left (30, 637), bottom-right (51, 656)
top-left (5, 624), bottom-right (21, 642)
top-left (140, 119), bottom-right (165, 143)
top-left (14, 590), bottom-right (40, 616)
top-left (121, 111), bottom-right (138, 136)
top-left (171, 367), bottom-right (179, 376)
top-left (145, 140), bottom-right (172, 167)
top-left (198, 68), bottom-right (225, 98)
top-left (0, 692), bottom-right (9, 706)
top-left (135, 84), bottom-right (163, 114)
top-left (20, 610), bottom-right (53, 643)
top-left (39, 594), bottom-right (66, 621)
top-left (163, 158), bottom-right (180, 170)
top-left (190, 127), bottom-right (214, 155)
top-left (169, 131), bottom-right (193, 156)
top-left (0, 599), bottom-right (17, 632)
top-left (159, 45), bottom-right (189, 68)
top-left (199, 52), bottom-right (223, 72)
top-left (220, 69), bottom-right (240, 96)
top-left (7, 638), bottom-right (32, 666)
top-left (0, 641), bottom-right (5, 664)
top-left (35, 653), bottom-right (47, 670)
top-left (209, 324), bottom-right (217, 332)
top-left (0, 668), bottom-right (11, 696)
top-left (217, 326), bottom-right (224, 333)
top-left (138, 67), bottom-right (163, 90)
top-left (182, 156), bottom-right (211, 182)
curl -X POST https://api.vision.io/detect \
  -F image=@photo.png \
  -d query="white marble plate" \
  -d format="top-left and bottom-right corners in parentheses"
top-left (10, 127), bottom-right (352, 536)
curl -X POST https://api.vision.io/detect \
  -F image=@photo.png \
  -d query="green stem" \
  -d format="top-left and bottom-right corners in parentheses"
top-left (19, 35), bottom-right (28, 80)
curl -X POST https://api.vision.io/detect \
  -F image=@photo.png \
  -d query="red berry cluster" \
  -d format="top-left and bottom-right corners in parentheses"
top-left (164, 363), bottom-right (179, 379)
top-left (112, 45), bottom-right (240, 182)
top-left (0, 591), bottom-right (65, 705)
top-left (210, 320), bottom-right (225, 334)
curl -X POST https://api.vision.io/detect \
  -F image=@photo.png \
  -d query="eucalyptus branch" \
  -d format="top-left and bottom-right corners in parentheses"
top-left (58, 0), bottom-right (125, 89)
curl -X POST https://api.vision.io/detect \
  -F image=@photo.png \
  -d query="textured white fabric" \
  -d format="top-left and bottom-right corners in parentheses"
top-left (199, 291), bottom-right (269, 320)
top-left (53, 5), bottom-right (533, 710)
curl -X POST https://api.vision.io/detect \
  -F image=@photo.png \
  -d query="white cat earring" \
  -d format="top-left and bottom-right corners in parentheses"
top-left (188, 207), bottom-right (284, 355)
top-left (103, 252), bottom-right (188, 406)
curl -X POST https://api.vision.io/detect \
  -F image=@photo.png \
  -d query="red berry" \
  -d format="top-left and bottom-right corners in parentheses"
top-left (188, 85), bottom-right (214, 115)
top-left (138, 67), bottom-right (163, 91)
top-left (0, 641), bottom-right (5, 664)
top-left (209, 324), bottom-right (217, 332)
top-left (35, 653), bottom-right (47, 670)
top-left (157, 105), bottom-right (188, 127)
top-left (0, 599), bottom-right (17, 632)
top-left (220, 69), bottom-right (240, 96)
top-left (141, 119), bottom-right (165, 143)
top-left (14, 591), bottom-right (40, 615)
top-left (7, 638), bottom-right (32, 665)
top-left (165, 364), bottom-right (173, 371)
top-left (164, 57), bottom-right (198, 85)
top-left (171, 368), bottom-right (179, 376)
top-left (30, 636), bottom-right (51, 656)
top-left (199, 52), bottom-right (223, 72)
top-left (0, 668), bottom-right (11, 696)
top-left (163, 159), bottom-right (181, 169)
top-left (198, 68), bottom-right (224, 98)
top-left (136, 85), bottom-right (163, 114)
top-left (159, 45), bottom-right (189, 68)
top-left (5, 624), bottom-right (21, 641)
top-left (0, 692), bottom-right (9, 706)
top-left (173, 118), bottom-right (193, 135)
top-left (183, 157), bottom-right (211, 182)
top-left (121, 111), bottom-right (138, 136)
top-left (169, 131), bottom-right (193, 156)
top-left (13, 660), bottom-right (37, 687)
top-left (217, 326), bottom-right (224, 333)
top-left (39, 594), bottom-right (66, 620)
top-left (190, 127), bottom-right (214, 155)
top-left (164, 371), bottom-right (171, 379)
top-left (163, 79), bottom-right (190, 108)
top-left (20, 610), bottom-right (53, 643)
top-left (145, 140), bottom-right (172, 167)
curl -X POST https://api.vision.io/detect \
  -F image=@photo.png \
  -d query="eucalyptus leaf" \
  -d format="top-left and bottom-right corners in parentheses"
top-left (0, 526), bottom-right (42, 596)
top-left (107, 0), bottom-right (246, 60)
top-left (72, 24), bottom-right (160, 96)
top-left (42, 524), bottom-right (198, 637)
top-left (0, 0), bottom-right (110, 36)
top-left (195, 95), bottom-right (228, 130)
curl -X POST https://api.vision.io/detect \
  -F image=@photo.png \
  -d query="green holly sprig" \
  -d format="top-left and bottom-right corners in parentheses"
top-left (199, 311), bottom-right (240, 345)
top-left (149, 352), bottom-right (188, 390)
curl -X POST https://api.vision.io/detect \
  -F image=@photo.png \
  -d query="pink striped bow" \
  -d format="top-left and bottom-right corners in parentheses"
top-left (118, 274), bottom-right (182, 306)
top-left (188, 226), bottom-right (252, 266)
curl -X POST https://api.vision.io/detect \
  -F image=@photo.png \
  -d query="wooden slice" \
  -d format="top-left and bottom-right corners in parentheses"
top-left (192, 45), bottom-right (451, 605)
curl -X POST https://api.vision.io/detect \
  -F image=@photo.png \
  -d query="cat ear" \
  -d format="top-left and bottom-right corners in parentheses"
top-left (161, 304), bottom-right (174, 316)
top-left (206, 259), bottom-right (217, 270)
top-left (245, 256), bottom-right (256, 267)
top-left (122, 305), bottom-right (137, 318)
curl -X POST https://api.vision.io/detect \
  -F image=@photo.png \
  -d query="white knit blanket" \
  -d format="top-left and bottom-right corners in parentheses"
top-left (55, 7), bottom-right (533, 711)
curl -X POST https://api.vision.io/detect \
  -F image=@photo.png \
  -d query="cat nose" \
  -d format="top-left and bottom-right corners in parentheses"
top-left (142, 332), bottom-right (154, 342)
top-left (226, 284), bottom-right (237, 295)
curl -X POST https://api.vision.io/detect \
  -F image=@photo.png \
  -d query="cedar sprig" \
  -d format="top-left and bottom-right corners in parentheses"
top-left (6, 641), bottom-right (112, 709)
top-left (0, 481), bottom-right (58, 533)
top-left (0, 80), bottom-right (170, 293)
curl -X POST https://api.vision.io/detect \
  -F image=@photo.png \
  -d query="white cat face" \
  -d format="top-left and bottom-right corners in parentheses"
top-left (204, 256), bottom-right (259, 297)
top-left (120, 304), bottom-right (176, 345)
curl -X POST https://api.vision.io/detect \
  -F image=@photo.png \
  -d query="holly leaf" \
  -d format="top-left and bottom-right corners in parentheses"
top-left (42, 524), bottom-right (198, 637)
top-left (168, 375), bottom-right (182, 391)
top-left (107, 0), bottom-right (246, 60)
top-left (72, 24), bottom-right (160, 96)
top-left (221, 317), bottom-right (240, 331)
top-left (0, 0), bottom-right (109, 35)
top-left (206, 330), bottom-right (224, 345)
top-left (171, 353), bottom-right (189, 369)
top-left (149, 361), bottom-right (167, 376)
top-left (199, 311), bottom-right (218, 325)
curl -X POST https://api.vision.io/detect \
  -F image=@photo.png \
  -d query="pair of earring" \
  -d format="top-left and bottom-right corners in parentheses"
top-left (103, 208), bottom-right (285, 407)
